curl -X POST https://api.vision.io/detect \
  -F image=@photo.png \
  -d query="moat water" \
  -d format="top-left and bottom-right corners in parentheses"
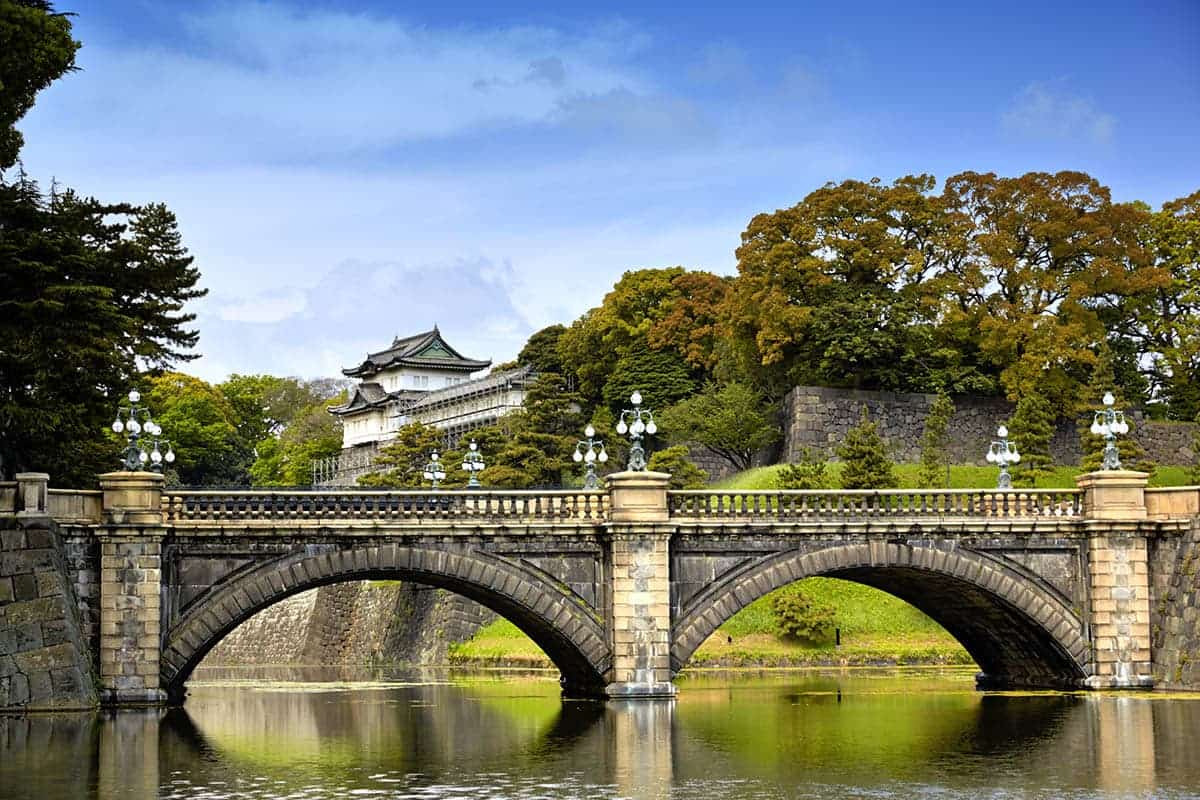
top-left (2, 666), bottom-right (1198, 799)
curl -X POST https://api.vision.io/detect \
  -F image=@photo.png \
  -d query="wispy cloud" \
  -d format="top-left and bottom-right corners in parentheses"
top-left (1002, 81), bottom-right (1115, 144)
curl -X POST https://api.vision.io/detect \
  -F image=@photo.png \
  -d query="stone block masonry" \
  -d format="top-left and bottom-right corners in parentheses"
top-left (782, 385), bottom-right (1197, 466)
top-left (0, 517), bottom-right (98, 710)
top-left (1150, 518), bottom-right (1200, 689)
top-left (96, 531), bottom-right (165, 705)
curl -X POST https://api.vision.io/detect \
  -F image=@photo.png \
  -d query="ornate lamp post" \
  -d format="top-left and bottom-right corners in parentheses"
top-left (572, 425), bottom-right (609, 489)
top-left (985, 424), bottom-right (1020, 489)
top-left (1090, 391), bottom-right (1129, 470)
top-left (615, 391), bottom-right (657, 471)
top-left (460, 439), bottom-right (485, 488)
top-left (422, 451), bottom-right (447, 489)
top-left (109, 389), bottom-right (175, 473)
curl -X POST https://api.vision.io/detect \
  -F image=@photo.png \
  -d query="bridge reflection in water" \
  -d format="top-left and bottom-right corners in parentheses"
top-left (2, 669), bottom-right (1198, 800)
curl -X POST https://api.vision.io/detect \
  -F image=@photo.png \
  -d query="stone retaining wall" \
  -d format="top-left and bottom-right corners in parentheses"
top-left (782, 385), bottom-right (1197, 466)
top-left (0, 518), bottom-right (97, 710)
top-left (204, 581), bottom-right (496, 667)
top-left (1151, 520), bottom-right (1200, 689)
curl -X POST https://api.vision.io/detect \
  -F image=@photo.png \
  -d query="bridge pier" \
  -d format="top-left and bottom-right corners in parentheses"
top-left (605, 472), bottom-right (677, 698)
top-left (1078, 470), bottom-right (1155, 689)
top-left (96, 472), bottom-right (167, 706)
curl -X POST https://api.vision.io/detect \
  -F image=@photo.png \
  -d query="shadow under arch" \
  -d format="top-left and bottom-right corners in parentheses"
top-left (671, 543), bottom-right (1091, 688)
top-left (161, 544), bottom-right (612, 702)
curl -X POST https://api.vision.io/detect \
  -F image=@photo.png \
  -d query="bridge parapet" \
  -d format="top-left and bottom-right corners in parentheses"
top-left (667, 488), bottom-right (1082, 521)
top-left (162, 488), bottom-right (609, 525)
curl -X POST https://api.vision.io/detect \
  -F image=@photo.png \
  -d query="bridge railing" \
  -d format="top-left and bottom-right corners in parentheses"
top-left (667, 488), bottom-right (1082, 520)
top-left (163, 489), bottom-right (609, 524)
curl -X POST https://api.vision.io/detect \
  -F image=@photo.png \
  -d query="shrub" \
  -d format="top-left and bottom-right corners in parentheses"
top-left (918, 391), bottom-right (955, 488)
top-left (770, 586), bottom-right (837, 645)
top-left (647, 445), bottom-right (709, 488)
top-left (776, 447), bottom-right (831, 489)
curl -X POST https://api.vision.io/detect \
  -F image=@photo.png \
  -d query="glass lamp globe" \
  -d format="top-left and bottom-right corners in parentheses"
top-left (1012, 452), bottom-right (1021, 463)
top-left (469, 440), bottom-right (478, 451)
top-left (1103, 391), bottom-right (1115, 407)
top-left (632, 419), bottom-right (645, 435)
top-left (128, 390), bottom-right (140, 403)
top-left (111, 419), bottom-right (124, 433)
top-left (630, 391), bottom-right (642, 405)
top-left (165, 449), bottom-right (175, 463)
top-left (598, 449), bottom-right (608, 463)
top-left (151, 449), bottom-right (162, 464)
top-left (1091, 421), bottom-right (1102, 435)
top-left (585, 448), bottom-right (596, 463)
top-left (127, 419), bottom-right (141, 435)
top-left (996, 425), bottom-right (1008, 438)
top-left (616, 420), bottom-right (628, 435)
top-left (138, 450), bottom-right (149, 463)
top-left (986, 450), bottom-right (997, 463)
top-left (645, 421), bottom-right (657, 435)
top-left (573, 450), bottom-right (584, 463)
top-left (584, 425), bottom-right (595, 438)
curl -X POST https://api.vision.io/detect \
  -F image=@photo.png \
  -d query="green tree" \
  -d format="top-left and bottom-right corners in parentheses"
top-left (0, 180), bottom-right (204, 483)
top-left (1008, 393), bottom-right (1055, 486)
top-left (360, 422), bottom-right (446, 488)
top-left (220, 374), bottom-right (328, 447)
top-left (918, 392), bottom-right (955, 488)
top-left (776, 448), bottom-right (831, 490)
top-left (144, 372), bottom-right (244, 486)
top-left (248, 394), bottom-right (344, 486)
top-left (646, 445), bottom-right (709, 489)
top-left (770, 585), bottom-right (837, 645)
top-left (1077, 348), bottom-right (1151, 472)
top-left (836, 408), bottom-right (899, 489)
top-left (659, 382), bottom-right (779, 473)
top-left (602, 348), bottom-right (696, 415)
top-left (484, 374), bottom-right (584, 488)
top-left (1191, 414), bottom-right (1200, 484)
top-left (517, 324), bottom-right (567, 375)
top-left (0, 0), bottom-right (79, 169)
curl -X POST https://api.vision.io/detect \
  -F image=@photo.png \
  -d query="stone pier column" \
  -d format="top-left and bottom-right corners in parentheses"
top-left (1077, 470), bottom-right (1154, 689)
top-left (97, 472), bottom-right (167, 706)
top-left (605, 471), bottom-right (676, 698)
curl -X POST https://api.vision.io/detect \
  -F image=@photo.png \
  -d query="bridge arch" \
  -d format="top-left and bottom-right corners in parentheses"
top-left (671, 543), bottom-right (1091, 688)
top-left (161, 544), bottom-right (612, 702)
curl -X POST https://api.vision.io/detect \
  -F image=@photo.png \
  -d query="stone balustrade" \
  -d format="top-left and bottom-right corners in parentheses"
top-left (163, 489), bottom-right (610, 524)
top-left (667, 488), bottom-right (1082, 520)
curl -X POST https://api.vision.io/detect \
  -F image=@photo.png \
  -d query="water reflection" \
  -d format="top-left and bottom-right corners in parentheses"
top-left (1, 668), bottom-right (1198, 799)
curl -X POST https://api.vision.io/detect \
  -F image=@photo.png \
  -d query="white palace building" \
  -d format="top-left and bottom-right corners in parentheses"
top-left (311, 327), bottom-right (533, 486)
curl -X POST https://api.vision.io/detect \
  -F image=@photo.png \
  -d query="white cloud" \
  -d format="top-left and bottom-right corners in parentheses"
top-left (1002, 81), bottom-right (1116, 144)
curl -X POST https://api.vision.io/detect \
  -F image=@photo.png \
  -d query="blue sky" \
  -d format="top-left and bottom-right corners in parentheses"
top-left (16, 0), bottom-right (1200, 381)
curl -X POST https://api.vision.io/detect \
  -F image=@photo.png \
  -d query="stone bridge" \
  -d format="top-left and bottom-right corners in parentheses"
top-left (3, 469), bottom-right (1199, 708)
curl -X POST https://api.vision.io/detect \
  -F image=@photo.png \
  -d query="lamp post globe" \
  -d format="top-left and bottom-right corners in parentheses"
top-left (616, 391), bottom-right (657, 471)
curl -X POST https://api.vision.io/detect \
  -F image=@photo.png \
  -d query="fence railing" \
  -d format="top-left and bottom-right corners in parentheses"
top-left (163, 489), bottom-right (610, 524)
top-left (667, 489), bottom-right (1082, 520)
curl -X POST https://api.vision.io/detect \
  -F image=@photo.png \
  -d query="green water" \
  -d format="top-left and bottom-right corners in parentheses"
top-left (2, 666), bottom-right (1198, 799)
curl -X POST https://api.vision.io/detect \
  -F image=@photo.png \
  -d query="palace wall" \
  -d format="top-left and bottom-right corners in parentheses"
top-left (782, 385), bottom-right (1197, 467)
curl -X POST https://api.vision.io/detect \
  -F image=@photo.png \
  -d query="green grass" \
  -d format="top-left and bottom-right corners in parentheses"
top-left (714, 463), bottom-right (1195, 490)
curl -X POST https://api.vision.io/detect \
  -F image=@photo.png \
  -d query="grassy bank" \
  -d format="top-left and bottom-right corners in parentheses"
top-left (449, 577), bottom-right (972, 671)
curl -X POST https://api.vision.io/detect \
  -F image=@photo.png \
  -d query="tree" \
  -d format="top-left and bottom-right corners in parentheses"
top-left (0, 0), bottom-right (79, 169)
top-left (0, 180), bottom-right (204, 483)
top-left (659, 382), bottom-right (779, 473)
top-left (770, 585), bottom-right (836, 645)
top-left (144, 372), bottom-right (244, 486)
top-left (517, 324), bottom-right (567, 375)
top-left (918, 392), bottom-right (955, 488)
top-left (646, 445), bottom-right (709, 489)
top-left (1077, 348), bottom-right (1151, 472)
top-left (359, 423), bottom-right (446, 488)
top-left (482, 374), bottom-right (584, 488)
top-left (1008, 393), bottom-right (1055, 486)
top-left (248, 394), bottom-right (344, 486)
top-left (602, 348), bottom-right (695, 416)
top-left (776, 448), bottom-right (831, 490)
top-left (836, 408), bottom-right (899, 489)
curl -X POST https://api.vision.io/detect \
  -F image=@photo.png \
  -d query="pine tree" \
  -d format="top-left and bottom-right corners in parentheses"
top-left (918, 391), bottom-right (955, 488)
top-left (836, 408), bottom-right (899, 489)
top-left (777, 447), bottom-right (831, 489)
top-left (1077, 348), bottom-right (1152, 472)
top-left (359, 423), bottom-right (447, 488)
top-left (1009, 393), bottom-right (1055, 487)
